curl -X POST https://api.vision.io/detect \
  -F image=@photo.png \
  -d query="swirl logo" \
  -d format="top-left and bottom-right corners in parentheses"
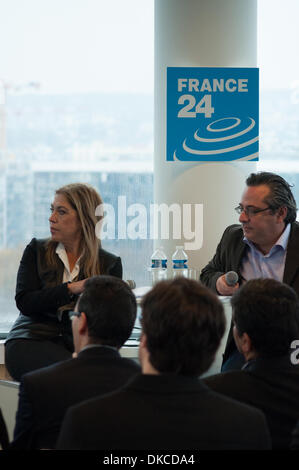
top-left (173, 116), bottom-right (258, 162)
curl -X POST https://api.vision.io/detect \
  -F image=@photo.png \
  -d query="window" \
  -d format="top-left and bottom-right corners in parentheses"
top-left (0, 0), bottom-right (154, 332)
top-left (258, 0), bottom-right (299, 207)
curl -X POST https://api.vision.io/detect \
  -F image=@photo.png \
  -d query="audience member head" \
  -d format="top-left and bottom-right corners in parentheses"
top-left (231, 278), bottom-right (299, 360)
top-left (140, 278), bottom-right (226, 377)
top-left (246, 172), bottom-right (297, 225)
top-left (71, 275), bottom-right (137, 352)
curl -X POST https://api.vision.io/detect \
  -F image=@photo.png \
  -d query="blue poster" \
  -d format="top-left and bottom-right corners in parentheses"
top-left (167, 67), bottom-right (259, 162)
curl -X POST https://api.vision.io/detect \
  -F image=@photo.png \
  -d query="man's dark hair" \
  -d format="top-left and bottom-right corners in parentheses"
top-left (141, 278), bottom-right (225, 377)
top-left (231, 278), bottom-right (299, 357)
top-left (246, 172), bottom-right (297, 224)
top-left (77, 275), bottom-right (137, 348)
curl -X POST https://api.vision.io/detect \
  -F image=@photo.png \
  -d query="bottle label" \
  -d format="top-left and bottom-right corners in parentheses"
top-left (152, 260), bottom-right (167, 269)
top-left (152, 260), bottom-right (161, 268)
top-left (152, 259), bottom-right (167, 269)
top-left (173, 259), bottom-right (188, 269)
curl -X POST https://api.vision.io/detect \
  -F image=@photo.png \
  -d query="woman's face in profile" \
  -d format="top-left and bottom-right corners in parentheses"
top-left (49, 193), bottom-right (82, 246)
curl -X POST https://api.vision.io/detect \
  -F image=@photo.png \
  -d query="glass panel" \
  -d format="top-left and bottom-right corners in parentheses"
top-left (258, 0), bottom-right (299, 207)
top-left (0, 0), bottom-right (154, 332)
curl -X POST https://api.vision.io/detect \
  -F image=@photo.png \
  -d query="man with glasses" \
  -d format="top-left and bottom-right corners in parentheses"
top-left (11, 276), bottom-right (140, 449)
top-left (200, 171), bottom-right (299, 369)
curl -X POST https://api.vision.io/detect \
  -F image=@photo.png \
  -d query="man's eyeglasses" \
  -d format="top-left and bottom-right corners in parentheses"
top-left (68, 311), bottom-right (81, 320)
top-left (234, 205), bottom-right (272, 217)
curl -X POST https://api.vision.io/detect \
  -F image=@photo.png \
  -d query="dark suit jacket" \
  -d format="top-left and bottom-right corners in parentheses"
top-left (0, 409), bottom-right (9, 450)
top-left (204, 356), bottom-right (299, 449)
top-left (290, 420), bottom-right (299, 449)
top-left (12, 346), bottom-right (140, 449)
top-left (56, 373), bottom-right (271, 450)
top-left (200, 222), bottom-right (299, 362)
top-left (200, 222), bottom-right (299, 294)
top-left (6, 238), bottom-right (122, 343)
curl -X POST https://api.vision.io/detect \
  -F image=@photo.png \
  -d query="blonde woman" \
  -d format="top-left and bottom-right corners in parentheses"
top-left (5, 183), bottom-right (122, 381)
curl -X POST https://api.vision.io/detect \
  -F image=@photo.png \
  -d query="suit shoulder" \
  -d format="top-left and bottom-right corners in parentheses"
top-left (99, 247), bottom-right (120, 262)
top-left (206, 384), bottom-right (264, 419)
top-left (26, 238), bottom-right (50, 252)
top-left (203, 370), bottom-right (249, 391)
top-left (290, 221), bottom-right (299, 235)
top-left (23, 357), bottom-right (74, 387)
top-left (220, 224), bottom-right (244, 244)
top-left (204, 370), bottom-right (243, 384)
top-left (119, 357), bottom-right (141, 371)
top-left (223, 224), bottom-right (243, 236)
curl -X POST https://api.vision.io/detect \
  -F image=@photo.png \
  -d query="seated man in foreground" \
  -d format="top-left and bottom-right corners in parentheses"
top-left (57, 278), bottom-right (271, 450)
top-left (204, 278), bottom-right (299, 449)
top-left (12, 275), bottom-right (140, 449)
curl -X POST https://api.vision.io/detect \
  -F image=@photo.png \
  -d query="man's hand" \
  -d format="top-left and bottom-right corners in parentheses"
top-left (67, 279), bottom-right (88, 296)
top-left (216, 274), bottom-right (239, 296)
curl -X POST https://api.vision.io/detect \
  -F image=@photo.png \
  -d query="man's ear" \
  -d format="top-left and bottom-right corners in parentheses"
top-left (138, 332), bottom-right (149, 364)
top-left (239, 332), bottom-right (252, 355)
top-left (78, 312), bottom-right (88, 335)
top-left (139, 332), bottom-right (147, 350)
top-left (276, 206), bottom-right (287, 223)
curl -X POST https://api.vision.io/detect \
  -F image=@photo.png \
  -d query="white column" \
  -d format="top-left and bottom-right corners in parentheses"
top-left (154, 0), bottom-right (257, 270)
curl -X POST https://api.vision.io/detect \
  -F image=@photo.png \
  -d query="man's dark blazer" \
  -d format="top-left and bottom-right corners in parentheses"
top-left (6, 237), bottom-right (122, 343)
top-left (204, 356), bottom-right (299, 449)
top-left (200, 222), bottom-right (299, 363)
top-left (56, 373), bottom-right (271, 450)
top-left (11, 346), bottom-right (140, 449)
top-left (290, 420), bottom-right (299, 449)
top-left (200, 222), bottom-right (299, 294)
top-left (0, 409), bottom-right (9, 450)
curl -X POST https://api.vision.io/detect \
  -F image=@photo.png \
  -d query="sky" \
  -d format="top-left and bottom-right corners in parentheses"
top-left (258, 0), bottom-right (299, 90)
top-left (0, 0), bottom-right (299, 94)
top-left (0, 0), bottom-right (154, 94)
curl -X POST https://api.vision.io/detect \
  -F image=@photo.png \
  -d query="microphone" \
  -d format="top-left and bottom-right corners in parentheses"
top-left (225, 271), bottom-right (238, 287)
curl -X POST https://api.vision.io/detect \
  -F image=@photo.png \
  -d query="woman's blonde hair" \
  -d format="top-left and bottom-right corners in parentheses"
top-left (46, 183), bottom-right (103, 277)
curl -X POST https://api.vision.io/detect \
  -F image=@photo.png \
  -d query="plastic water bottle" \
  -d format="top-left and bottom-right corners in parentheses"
top-left (151, 247), bottom-right (167, 269)
top-left (172, 246), bottom-right (188, 269)
top-left (150, 247), bottom-right (168, 285)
